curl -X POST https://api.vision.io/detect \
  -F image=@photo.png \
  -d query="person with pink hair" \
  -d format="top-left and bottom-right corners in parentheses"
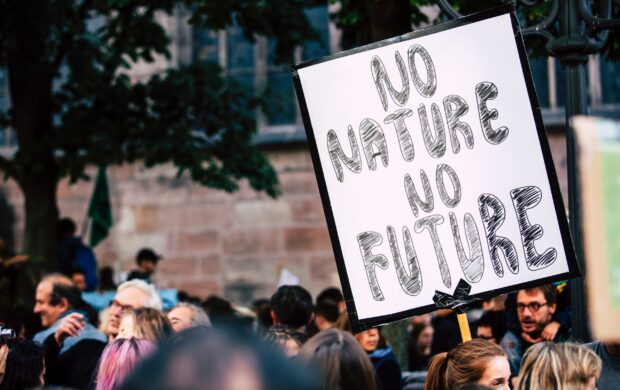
top-left (95, 338), bottom-right (155, 390)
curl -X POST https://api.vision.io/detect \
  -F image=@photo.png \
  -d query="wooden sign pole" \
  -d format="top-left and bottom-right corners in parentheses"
top-left (457, 313), bottom-right (472, 342)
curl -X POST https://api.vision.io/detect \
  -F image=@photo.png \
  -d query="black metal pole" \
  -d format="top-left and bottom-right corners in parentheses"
top-left (563, 57), bottom-right (590, 341)
top-left (557, 0), bottom-right (590, 342)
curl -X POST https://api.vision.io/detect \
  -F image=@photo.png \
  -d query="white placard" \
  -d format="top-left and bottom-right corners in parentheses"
top-left (293, 7), bottom-right (578, 330)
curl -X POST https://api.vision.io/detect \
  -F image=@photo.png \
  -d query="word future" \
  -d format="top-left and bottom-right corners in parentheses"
top-left (326, 44), bottom-right (557, 301)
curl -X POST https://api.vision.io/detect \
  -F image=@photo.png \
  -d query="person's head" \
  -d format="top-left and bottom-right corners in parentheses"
top-left (99, 266), bottom-right (117, 292)
top-left (95, 338), bottom-right (156, 390)
top-left (355, 328), bottom-right (380, 353)
top-left (264, 325), bottom-right (308, 357)
top-left (425, 339), bottom-right (510, 390)
top-left (33, 273), bottom-right (78, 327)
top-left (270, 285), bottom-right (313, 330)
top-left (411, 323), bottom-right (433, 356)
top-left (58, 217), bottom-right (77, 240)
top-left (167, 303), bottom-right (211, 333)
top-left (117, 308), bottom-right (172, 344)
top-left (135, 248), bottom-right (161, 275)
top-left (251, 298), bottom-right (273, 335)
top-left (120, 327), bottom-right (317, 390)
top-left (516, 285), bottom-right (557, 338)
top-left (314, 299), bottom-right (340, 331)
top-left (299, 328), bottom-right (376, 390)
top-left (0, 340), bottom-right (45, 390)
top-left (316, 287), bottom-right (346, 313)
top-left (71, 268), bottom-right (87, 292)
top-left (107, 280), bottom-right (163, 338)
top-left (482, 295), bottom-right (506, 312)
top-left (515, 342), bottom-right (601, 390)
top-left (476, 311), bottom-right (506, 345)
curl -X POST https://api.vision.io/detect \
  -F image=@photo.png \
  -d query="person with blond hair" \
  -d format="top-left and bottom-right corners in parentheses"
top-left (424, 339), bottom-right (510, 390)
top-left (515, 342), bottom-right (601, 390)
top-left (116, 307), bottom-right (172, 344)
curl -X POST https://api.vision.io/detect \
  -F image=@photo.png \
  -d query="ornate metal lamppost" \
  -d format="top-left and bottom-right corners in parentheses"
top-left (437, 0), bottom-right (620, 341)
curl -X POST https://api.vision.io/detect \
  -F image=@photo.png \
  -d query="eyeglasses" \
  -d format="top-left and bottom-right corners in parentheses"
top-left (110, 299), bottom-right (133, 313)
top-left (517, 302), bottom-right (548, 313)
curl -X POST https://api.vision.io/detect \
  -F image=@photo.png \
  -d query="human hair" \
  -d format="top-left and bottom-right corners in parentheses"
top-left (317, 287), bottom-right (344, 305)
top-left (299, 328), bottom-right (376, 390)
top-left (122, 308), bottom-right (172, 344)
top-left (58, 217), bottom-right (77, 235)
top-left (424, 339), bottom-right (506, 390)
top-left (264, 325), bottom-right (308, 355)
top-left (521, 284), bottom-right (557, 306)
top-left (515, 342), bottom-right (602, 390)
top-left (99, 266), bottom-right (117, 291)
top-left (49, 282), bottom-right (83, 309)
top-left (270, 285), bottom-right (313, 329)
top-left (116, 279), bottom-right (162, 311)
top-left (172, 302), bottom-right (211, 328)
top-left (95, 338), bottom-right (156, 390)
top-left (476, 310), bottom-right (506, 344)
top-left (335, 310), bottom-right (352, 333)
top-left (120, 327), bottom-right (318, 390)
top-left (0, 340), bottom-right (45, 390)
top-left (315, 299), bottom-right (340, 323)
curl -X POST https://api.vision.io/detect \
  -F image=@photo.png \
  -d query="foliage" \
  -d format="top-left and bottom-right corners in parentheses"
top-left (330, 0), bottom-right (620, 60)
top-left (0, 0), bottom-right (318, 307)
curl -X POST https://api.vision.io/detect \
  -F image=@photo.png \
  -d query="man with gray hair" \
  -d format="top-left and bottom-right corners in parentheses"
top-left (167, 302), bottom-right (211, 332)
top-left (106, 279), bottom-right (163, 341)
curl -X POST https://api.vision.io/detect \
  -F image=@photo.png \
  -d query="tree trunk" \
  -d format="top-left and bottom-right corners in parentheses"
top-left (5, 1), bottom-right (59, 309)
top-left (16, 173), bottom-right (59, 307)
top-left (367, 0), bottom-right (413, 43)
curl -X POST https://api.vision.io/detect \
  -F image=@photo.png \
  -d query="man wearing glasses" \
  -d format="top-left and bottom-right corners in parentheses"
top-left (105, 279), bottom-right (163, 342)
top-left (501, 284), bottom-right (570, 377)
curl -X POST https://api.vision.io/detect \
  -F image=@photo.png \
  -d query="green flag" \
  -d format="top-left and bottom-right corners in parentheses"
top-left (88, 166), bottom-right (113, 247)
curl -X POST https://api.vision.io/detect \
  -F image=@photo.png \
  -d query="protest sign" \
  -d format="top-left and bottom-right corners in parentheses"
top-left (576, 116), bottom-right (620, 342)
top-left (292, 5), bottom-right (579, 332)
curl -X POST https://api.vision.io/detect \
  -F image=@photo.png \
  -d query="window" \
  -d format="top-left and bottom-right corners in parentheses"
top-left (192, 5), bottom-right (330, 135)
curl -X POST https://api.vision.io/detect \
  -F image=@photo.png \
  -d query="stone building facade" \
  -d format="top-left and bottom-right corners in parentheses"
top-left (1, 5), bottom-right (617, 306)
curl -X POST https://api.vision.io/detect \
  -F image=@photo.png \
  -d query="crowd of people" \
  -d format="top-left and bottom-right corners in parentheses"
top-left (0, 219), bottom-right (618, 389)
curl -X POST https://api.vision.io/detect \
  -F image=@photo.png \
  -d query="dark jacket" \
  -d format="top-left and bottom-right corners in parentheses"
top-left (369, 345), bottom-right (403, 390)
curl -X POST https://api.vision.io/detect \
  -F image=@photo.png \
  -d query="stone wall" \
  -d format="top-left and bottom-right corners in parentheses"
top-left (0, 133), bottom-right (568, 306)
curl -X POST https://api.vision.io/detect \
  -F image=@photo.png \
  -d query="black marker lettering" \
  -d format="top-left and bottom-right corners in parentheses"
top-left (415, 215), bottom-right (451, 288)
top-left (387, 225), bottom-right (423, 296)
top-left (360, 118), bottom-right (389, 171)
top-left (384, 109), bottom-right (415, 162)
top-left (511, 186), bottom-right (557, 270)
top-left (327, 126), bottom-right (362, 183)
top-left (449, 212), bottom-right (484, 283)
top-left (357, 231), bottom-right (389, 301)
top-left (479, 193), bottom-right (520, 277)
top-left (476, 82), bottom-right (509, 145)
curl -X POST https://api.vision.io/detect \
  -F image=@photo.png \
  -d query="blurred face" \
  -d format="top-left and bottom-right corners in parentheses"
top-left (417, 326), bottom-right (433, 354)
top-left (139, 259), bottom-right (157, 275)
top-left (517, 289), bottom-right (556, 338)
top-left (116, 315), bottom-right (136, 339)
top-left (477, 326), bottom-right (496, 344)
top-left (585, 376), bottom-right (596, 390)
top-left (72, 273), bottom-right (87, 291)
top-left (107, 286), bottom-right (149, 336)
top-left (356, 328), bottom-right (380, 352)
top-left (167, 307), bottom-right (193, 333)
top-left (33, 281), bottom-right (66, 327)
top-left (477, 356), bottom-right (510, 390)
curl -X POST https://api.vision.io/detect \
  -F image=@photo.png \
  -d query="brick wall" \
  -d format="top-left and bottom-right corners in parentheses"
top-left (0, 134), bottom-right (568, 306)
